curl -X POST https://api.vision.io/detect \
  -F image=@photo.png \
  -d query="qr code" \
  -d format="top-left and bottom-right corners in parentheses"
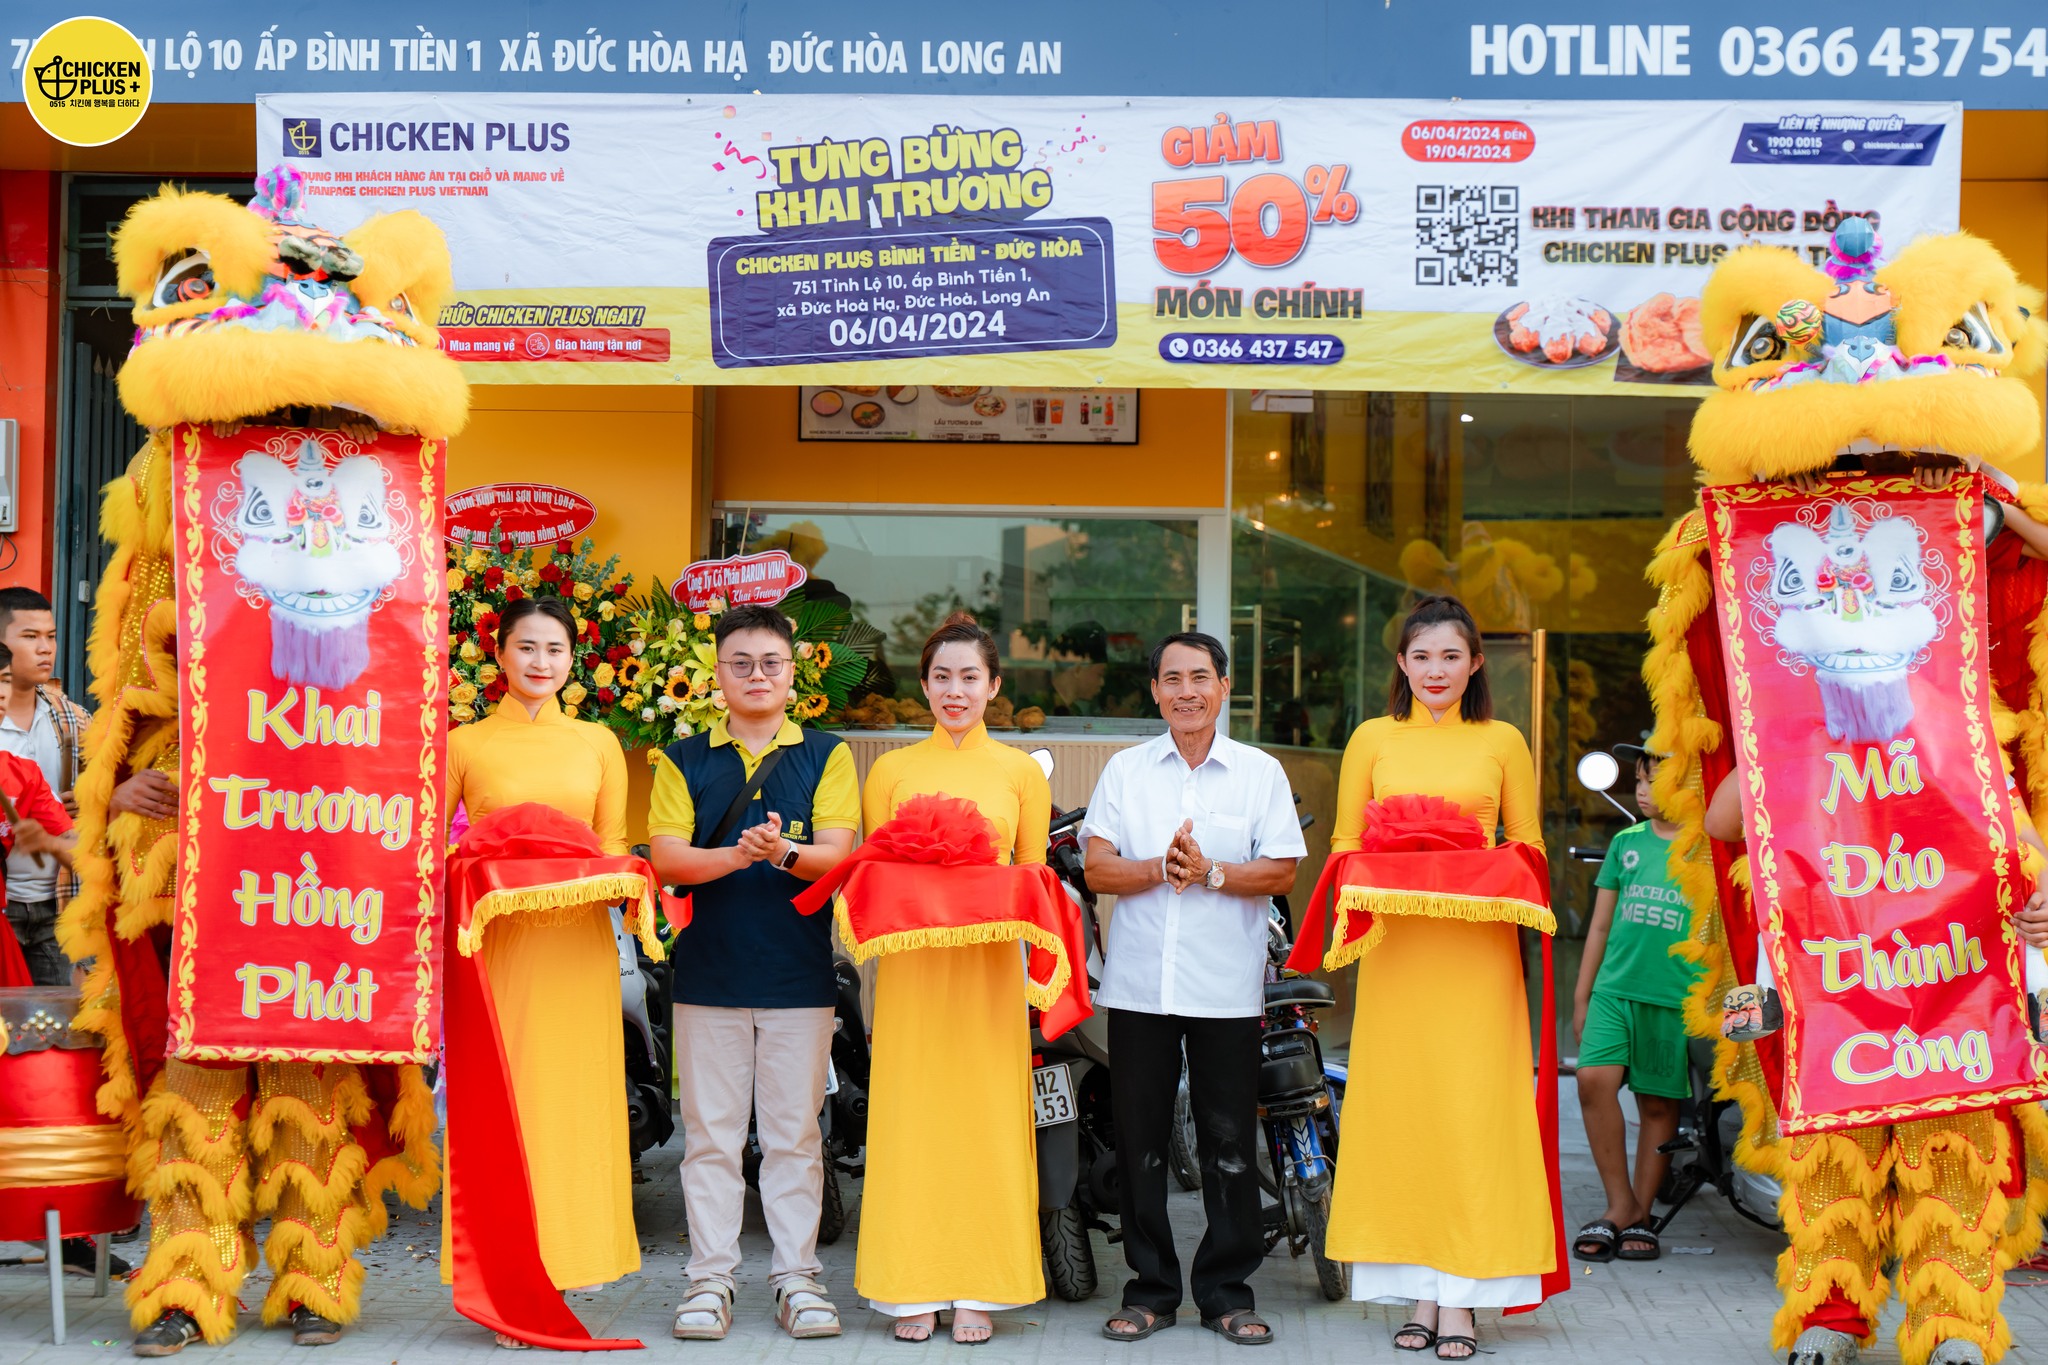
top-left (1415, 185), bottom-right (1519, 287)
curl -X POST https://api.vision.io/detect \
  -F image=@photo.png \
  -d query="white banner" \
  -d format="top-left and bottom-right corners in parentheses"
top-left (256, 93), bottom-right (1959, 389)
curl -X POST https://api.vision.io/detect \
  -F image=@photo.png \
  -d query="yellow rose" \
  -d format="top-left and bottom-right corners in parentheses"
top-left (692, 612), bottom-right (711, 630)
top-left (466, 548), bottom-right (487, 570)
top-left (594, 663), bottom-right (616, 687)
top-left (599, 600), bottom-right (617, 620)
top-left (452, 704), bottom-right (476, 723)
top-left (563, 681), bottom-right (588, 706)
top-left (449, 682), bottom-right (479, 706)
top-left (573, 581), bottom-right (595, 601)
top-left (477, 663), bottom-right (499, 685)
top-left (447, 568), bottom-right (467, 592)
top-left (459, 640), bottom-right (482, 663)
top-left (563, 703), bottom-right (578, 719)
top-left (521, 569), bottom-right (539, 588)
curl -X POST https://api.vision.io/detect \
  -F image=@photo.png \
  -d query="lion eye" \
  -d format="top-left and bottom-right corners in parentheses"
top-left (1730, 314), bottom-right (1786, 368)
top-left (1945, 303), bottom-right (2007, 356)
top-left (151, 250), bottom-right (215, 309)
top-left (387, 292), bottom-right (414, 319)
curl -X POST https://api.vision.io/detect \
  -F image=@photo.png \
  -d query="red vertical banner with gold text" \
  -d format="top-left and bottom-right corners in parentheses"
top-left (170, 424), bottom-right (445, 1063)
top-left (1705, 474), bottom-right (2048, 1134)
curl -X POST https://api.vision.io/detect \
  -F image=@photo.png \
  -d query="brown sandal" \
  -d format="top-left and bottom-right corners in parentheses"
top-left (1201, 1310), bottom-right (1273, 1346)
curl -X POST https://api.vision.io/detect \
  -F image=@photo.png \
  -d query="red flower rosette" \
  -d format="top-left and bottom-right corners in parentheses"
top-left (793, 793), bottom-right (1092, 1038)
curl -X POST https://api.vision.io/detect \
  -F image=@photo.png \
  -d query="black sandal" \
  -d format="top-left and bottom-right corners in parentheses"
top-left (1436, 1334), bottom-right (1480, 1361)
top-left (1394, 1321), bottom-right (1439, 1352)
top-left (1573, 1218), bottom-right (1620, 1262)
top-left (1102, 1307), bottom-right (1175, 1342)
top-left (1201, 1310), bottom-right (1274, 1346)
top-left (1617, 1224), bottom-right (1661, 1261)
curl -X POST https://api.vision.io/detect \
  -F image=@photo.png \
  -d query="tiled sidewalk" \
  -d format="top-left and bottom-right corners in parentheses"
top-left (6, 1085), bottom-right (2046, 1362)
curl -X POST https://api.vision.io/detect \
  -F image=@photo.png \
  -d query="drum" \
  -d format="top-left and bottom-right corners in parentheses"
top-left (0, 988), bottom-right (138, 1242)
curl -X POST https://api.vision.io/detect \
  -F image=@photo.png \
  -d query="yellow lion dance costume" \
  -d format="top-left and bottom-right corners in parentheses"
top-left (1646, 217), bottom-right (2048, 1365)
top-left (56, 167), bottom-right (466, 1353)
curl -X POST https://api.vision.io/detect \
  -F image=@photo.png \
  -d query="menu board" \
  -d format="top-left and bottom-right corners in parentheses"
top-left (798, 386), bottom-right (1138, 444)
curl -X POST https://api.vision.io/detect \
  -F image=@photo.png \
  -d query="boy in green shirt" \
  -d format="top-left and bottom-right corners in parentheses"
top-left (1571, 746), bottom-right (1700, 1264)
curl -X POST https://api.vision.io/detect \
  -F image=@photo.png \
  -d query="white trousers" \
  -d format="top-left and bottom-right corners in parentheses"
top-left (675, 1004), bottom-right (835, 1291)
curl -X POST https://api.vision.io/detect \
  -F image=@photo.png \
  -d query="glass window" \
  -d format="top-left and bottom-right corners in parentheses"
top-left (1230, 388), bottom-right (1705, 1058)
top-left (711, 511), bottom-right (1198, 731)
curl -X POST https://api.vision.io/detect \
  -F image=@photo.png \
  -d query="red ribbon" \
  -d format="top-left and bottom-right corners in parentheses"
top-left (1283, 793), bottom-right (1567, 1312)
top-left (793, 794), bottom-right (1093, 1039)
top-left (445, 803), bottom-right (675, 1351)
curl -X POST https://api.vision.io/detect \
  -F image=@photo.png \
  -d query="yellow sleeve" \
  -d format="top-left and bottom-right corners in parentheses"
top-left (1496, 723), bottom-right (1545, 852)
top-left (812, 744), bottom-right (861, 833)
top-left (446, 727), bottom-right (470, 820)
top-left (1329, 720), bottom-right (1383, 854)
top-left (646, 751), bottom-right (696, 842)
top-left (1012, 752), bottom-right (1051, 867)
top-left (860, 751), bottom-right (899, 839)
top-left (591, 727), bottom-right (629, 855)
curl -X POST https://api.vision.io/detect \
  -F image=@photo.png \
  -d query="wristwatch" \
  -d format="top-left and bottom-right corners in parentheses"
top-left (1206, 859), bottom-right (1226, 890)
top-left (776, 839), bottom-right (801, 871)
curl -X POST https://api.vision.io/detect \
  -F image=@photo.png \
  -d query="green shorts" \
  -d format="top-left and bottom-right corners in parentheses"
top-left (1578, 992), bottom-right (1691, 1099)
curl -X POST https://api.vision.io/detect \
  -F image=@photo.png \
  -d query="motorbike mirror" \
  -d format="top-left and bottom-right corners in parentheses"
top-left (1028, 747), bottom-right (1055, 779)
top-left (1576, 750), bottom-right (1621, 793)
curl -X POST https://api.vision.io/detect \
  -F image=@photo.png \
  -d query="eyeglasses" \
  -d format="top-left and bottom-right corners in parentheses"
top-left (719, 655), bottom-right (789, 678)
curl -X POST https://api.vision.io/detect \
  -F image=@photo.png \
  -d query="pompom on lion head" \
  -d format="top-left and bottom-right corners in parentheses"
top-left (1689, 217), bottom-right (2046, 486)
top-left (111, 165), bottom-right (468, 437)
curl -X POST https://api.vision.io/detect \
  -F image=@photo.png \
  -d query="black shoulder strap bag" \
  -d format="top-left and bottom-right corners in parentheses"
top-left (693, 745), bottom-right (790, 850)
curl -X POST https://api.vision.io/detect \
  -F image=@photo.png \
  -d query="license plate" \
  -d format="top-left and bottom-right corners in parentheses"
top-left (1032, 1062), bottom-right (1076, 1127)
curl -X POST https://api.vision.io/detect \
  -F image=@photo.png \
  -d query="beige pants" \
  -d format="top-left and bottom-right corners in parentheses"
top-left (676, 1004), bottom-right (836, 1291)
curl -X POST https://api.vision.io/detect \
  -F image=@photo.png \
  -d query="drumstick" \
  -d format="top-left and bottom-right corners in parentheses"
top-left (0, 786), bottom-right (52, 870)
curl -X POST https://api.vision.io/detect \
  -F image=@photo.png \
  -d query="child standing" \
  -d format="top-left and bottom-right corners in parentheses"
top-left (1571, 746), bottom-right (1698, 1263)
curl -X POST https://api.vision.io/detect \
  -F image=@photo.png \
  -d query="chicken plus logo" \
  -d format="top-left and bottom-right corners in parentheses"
top-left (21, 17), bottom-right (152, 148)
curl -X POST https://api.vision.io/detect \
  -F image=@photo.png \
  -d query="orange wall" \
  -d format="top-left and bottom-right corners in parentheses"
top-left (712, 386), bottom-right (1227, 508)
top-left (0, 171), bottom-right (59, 595)
top-left (1962, 111), bottom-right (2048, 480)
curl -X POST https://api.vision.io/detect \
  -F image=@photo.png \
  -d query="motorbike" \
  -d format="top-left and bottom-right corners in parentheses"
top-left (1573, 751), bottom-right (1783, 1233)
top-left (1029, 751), bottom-right (1116, 1302)
top-left (614, 866), bottom-right (676, 1163)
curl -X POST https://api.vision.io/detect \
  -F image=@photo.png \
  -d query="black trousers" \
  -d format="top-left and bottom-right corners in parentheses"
top-left (1109, 1008), bottom-right (1265, 1318)
top-left (6, 899), bottom-right (68, 987)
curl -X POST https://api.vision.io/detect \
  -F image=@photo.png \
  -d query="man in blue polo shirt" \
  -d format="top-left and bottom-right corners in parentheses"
top-left (648, 604), bottom-right (860, 1343)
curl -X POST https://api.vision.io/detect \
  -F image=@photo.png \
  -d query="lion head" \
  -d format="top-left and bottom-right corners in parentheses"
top-left (1689, 219), bottom-right (2047, 486)
top-left (111, 165), bottom-right (467, 437)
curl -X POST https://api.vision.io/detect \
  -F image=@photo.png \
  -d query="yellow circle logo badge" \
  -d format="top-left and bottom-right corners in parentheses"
top-left (23, 16), bottom-right (152, 147)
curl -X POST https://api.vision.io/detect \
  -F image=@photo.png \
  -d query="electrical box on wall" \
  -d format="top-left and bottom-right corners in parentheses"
top-left (0, 419), bottom-right (16, 533)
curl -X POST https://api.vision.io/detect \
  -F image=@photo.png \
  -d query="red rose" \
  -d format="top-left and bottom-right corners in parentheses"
top-left (585, 620), bottom-right (601, 641)
top-left (482, 566), bottom-right (505, 588)
top-left (539, 562), bottom-right (565, 583)
top-left (583, 652), bottom-right (601, 671)
top-left (606, 645), bottom-right (629, 663)
top-left (504, 584), bottom-right (525, 601)
top-left (481, 633), bottom-right (498, 657)
top-left (612, 581), bottom-right (629, 597)
top-left (597, 687), bottom-right (616, 704)
top-left (485, 676), bottom-right (507, 699)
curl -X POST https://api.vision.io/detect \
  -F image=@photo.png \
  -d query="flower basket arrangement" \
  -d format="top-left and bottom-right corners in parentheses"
top-left (603, 591), bottom-right (874, 756)
top-left (445, 526), bottom-right (635, 724)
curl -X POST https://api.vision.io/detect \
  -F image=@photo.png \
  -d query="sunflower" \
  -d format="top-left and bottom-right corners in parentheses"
top-left (617, 656), bottom-right (645, 689)
top-left (815, 642), bottom-right (833, 669)
top-left (664, 673), bottom-right (691, 702)
top-left (802, 692), bottom-right (831, 718)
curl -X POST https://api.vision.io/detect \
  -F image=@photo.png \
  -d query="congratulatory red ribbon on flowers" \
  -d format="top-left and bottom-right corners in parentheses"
top-left (1704, 476), bottom-right (2048, 1135)
top-left (445, 803), bottom-right (671, 1351)
top-left (794, 793), bottom-right (1092, 1039)
top-left (1285, 793), bottom-right (1567, 1314)
top-left (169, 424), bottom-right (446, 1063)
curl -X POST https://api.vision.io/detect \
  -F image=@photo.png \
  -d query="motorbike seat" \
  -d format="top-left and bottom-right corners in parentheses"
top-left (1264, 978), bottom-right (1336, 1011)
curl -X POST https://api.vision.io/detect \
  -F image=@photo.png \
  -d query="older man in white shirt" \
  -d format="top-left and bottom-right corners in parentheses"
top-left (1085, 632), bottom-right (1305, 1347)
